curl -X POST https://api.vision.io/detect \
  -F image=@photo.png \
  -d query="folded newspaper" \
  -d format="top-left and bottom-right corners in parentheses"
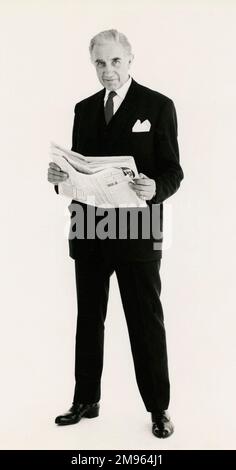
top-left (50, 142), bottom-right (147, 208)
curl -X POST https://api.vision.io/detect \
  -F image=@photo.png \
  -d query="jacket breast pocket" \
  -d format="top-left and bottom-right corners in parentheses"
top-left (131, 131), bottom-right (154, 155)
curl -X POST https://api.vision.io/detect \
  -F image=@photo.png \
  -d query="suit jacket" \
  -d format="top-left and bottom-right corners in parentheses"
top-left (55, 78), bottom-right (184, 262)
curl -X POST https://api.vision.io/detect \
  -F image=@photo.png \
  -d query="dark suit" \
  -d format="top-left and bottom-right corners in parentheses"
top-left (55, 78), bottom-right (184, 411)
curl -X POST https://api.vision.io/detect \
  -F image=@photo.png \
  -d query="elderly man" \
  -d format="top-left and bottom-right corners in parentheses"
top-left (48, 29), bottom-right (184, 438)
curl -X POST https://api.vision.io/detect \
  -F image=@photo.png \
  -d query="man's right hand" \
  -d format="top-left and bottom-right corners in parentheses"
top-left (47, 162), bottom-right (69, 184)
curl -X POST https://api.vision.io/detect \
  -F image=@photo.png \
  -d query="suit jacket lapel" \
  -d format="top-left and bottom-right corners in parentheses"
top-left (105, 79), bottom-right (141, 143)
top-left (84, 79), bottom-right (142, 145)
top-left (84, 88), bottom-right (106, 143)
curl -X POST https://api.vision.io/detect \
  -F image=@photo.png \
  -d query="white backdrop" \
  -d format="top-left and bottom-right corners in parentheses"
top-left (0, 0), bottom-right (235, 450)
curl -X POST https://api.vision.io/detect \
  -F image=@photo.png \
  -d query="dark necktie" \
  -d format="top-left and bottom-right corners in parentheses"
top-left (104, 90), bottom-right (117, 124)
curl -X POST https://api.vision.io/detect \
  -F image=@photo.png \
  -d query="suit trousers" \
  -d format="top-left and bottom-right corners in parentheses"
top-left (72, 240), bottom-right (170, 412)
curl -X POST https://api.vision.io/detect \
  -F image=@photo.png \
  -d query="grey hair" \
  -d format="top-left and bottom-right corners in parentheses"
top-left (89, 29), bottom-right (132, 56)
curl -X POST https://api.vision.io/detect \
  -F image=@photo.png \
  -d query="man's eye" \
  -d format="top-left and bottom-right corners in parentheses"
top-left (97, 62), bottom-right (105, 68)
top-left (113, 59), bottom-right (120, 65)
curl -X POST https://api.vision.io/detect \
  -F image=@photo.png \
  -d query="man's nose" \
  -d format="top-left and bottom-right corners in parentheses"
top-left (104, 63), bottom-right (113, 75)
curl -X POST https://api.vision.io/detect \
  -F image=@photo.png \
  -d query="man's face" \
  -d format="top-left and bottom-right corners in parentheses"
top-left (91, 40), bottom-right (133, 90)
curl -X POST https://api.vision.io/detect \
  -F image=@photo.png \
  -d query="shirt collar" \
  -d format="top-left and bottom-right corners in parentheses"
top-left (104, 75), bottom-right (132, 102)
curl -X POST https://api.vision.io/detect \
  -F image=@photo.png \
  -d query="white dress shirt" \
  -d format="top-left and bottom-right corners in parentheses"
top-left (104, 75), bottom-right (132, 115)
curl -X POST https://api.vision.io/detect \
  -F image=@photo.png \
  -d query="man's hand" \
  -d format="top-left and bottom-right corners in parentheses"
top-left (47, 162), bottom-right (69, 184)
top-left (129, 173), bottom-right (156, 200)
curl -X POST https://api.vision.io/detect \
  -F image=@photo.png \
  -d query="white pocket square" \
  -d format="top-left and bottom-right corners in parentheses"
top-left (132, 119), bottom-right (151, 132)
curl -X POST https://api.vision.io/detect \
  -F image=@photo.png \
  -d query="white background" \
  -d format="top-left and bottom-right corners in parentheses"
top-left (0, 0), bottom-right (235, 450)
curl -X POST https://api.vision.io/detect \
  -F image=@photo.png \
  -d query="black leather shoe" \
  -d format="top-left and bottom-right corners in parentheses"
top-left (151, 410), bottom-right (174, 438)
top-left (55, 402), bottom-right (100, 426)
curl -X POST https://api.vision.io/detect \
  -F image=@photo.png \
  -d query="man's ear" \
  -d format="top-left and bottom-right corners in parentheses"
top-left (128, 54), bottom-right (134, 66)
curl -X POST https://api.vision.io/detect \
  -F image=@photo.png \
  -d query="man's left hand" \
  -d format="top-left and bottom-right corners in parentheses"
top-left (129, 173), bottom-right (156, 200)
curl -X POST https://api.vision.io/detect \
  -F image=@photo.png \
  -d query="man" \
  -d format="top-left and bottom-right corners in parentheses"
top-left (47, 29), bottom-right (184, 438)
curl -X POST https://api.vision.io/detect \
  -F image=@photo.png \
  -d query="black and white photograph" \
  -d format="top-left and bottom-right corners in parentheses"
top-left (0, 0), bottom-right (235, 455)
